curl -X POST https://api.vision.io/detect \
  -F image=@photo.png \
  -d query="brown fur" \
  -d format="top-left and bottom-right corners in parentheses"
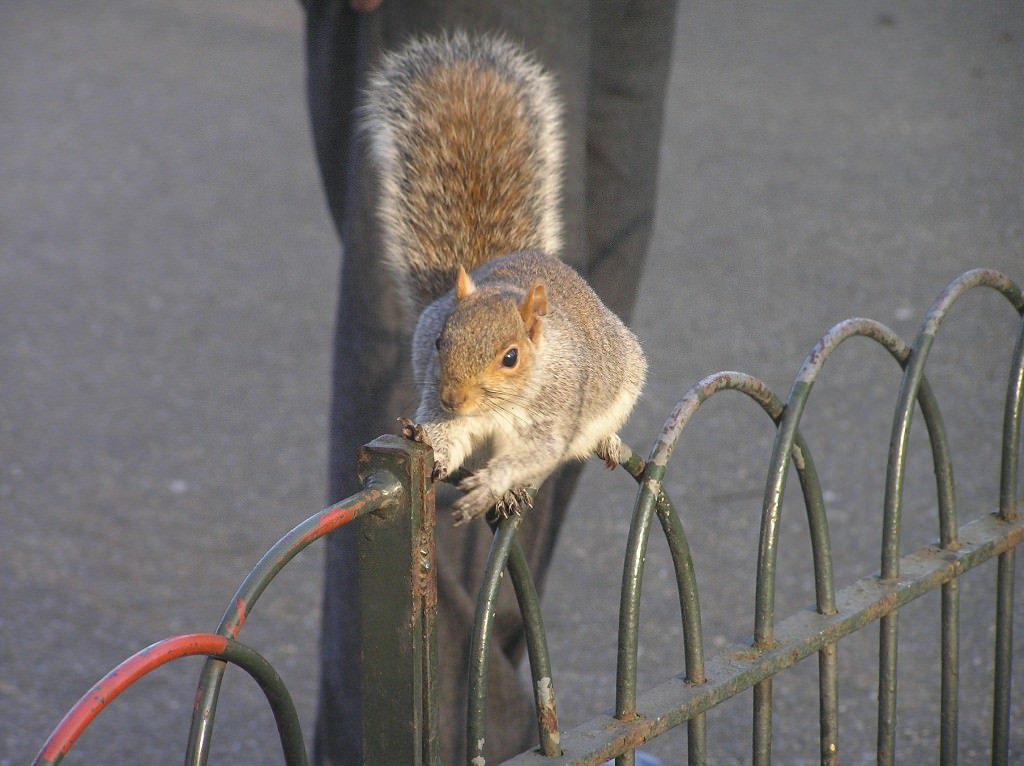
top-left (365, 36), bottom-right (645, 524)
top-left (362, 33), bottom-right (564, 313)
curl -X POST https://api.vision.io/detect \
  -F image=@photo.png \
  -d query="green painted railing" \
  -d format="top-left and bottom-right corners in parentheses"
top-left (33, 269), bottom-right (1023, 766)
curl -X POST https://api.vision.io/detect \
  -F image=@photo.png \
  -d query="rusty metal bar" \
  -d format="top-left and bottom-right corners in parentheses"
top-left (458, 435), bottom-right (711, 765)
top-left (616, 458), bottom-right (663, 722)
top-left (993, 309), bottom-right (1023, 765)
top-left (506, 530), bottom-right (563, 757)
top-left (35, 634), bottom-right (305, 766)
top-left (616, 461), bottom-right (662, 766)
top-left (357, 436), bottom-right (439, 766)
top-left (748, 316), bottom-right (959, 766)
top-left (654, 490), bottom-right (708, 763)
top-left (503, 509), bottom-right (1024, 765)
top-left (792, 430), bottom-right (839, 766)
top-left (991, 550), bottom-right (1015, 766)
top-left (939, 577), bottom-right (959, 765)
top-left (653, 494), bottom-right (710, 761)
top-left (999, 309), bottom-right (1024, 522)
top-left (624, 371), bottom-right (836, 766)
top-left (877, 326), bottom-right (935, 766)
top-left (818, 642), bottom-right (839, 765)
top-left (753, 321), bottom-right (903, 761)
top-left (32, 269), bottom-right (1023, 766)
top-left (612, 440), bottom-right (707, 763)
top-left (465, 497), bottom-right (564, 763)
top-left (878, 269), bottom-right (1023, 766)
top-left (468, 512), bottom-right (524, 765)
top-left (617, 441), bottom-right (708, 689)
top-left (184, 443), bottom-right (404, 766)
top-left (880, 345), bottom-right (956, 766)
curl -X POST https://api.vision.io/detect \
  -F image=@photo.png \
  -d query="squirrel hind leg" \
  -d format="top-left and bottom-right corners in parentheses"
top-left (494, 487), bottom-right (534, 519)
top-left (451, 473), bottom-right (535, 526)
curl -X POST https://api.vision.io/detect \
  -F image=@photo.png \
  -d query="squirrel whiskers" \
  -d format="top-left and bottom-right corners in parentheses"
top-left (363, 33), bottom-right (647, 525)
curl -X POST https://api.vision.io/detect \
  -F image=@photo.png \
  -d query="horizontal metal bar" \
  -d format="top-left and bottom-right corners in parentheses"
top-left (502, 510), bottom-right (1023, 765)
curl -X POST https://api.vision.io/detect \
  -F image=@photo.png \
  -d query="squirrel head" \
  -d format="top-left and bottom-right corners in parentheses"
top-left (434, 266), bottom-right (547, 414)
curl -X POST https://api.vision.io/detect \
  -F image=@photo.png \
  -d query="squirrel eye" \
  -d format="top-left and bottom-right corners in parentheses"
top-left (501, 347), bottom-right (519, 368)
top-left (434, 335), bottom-right (442, 351)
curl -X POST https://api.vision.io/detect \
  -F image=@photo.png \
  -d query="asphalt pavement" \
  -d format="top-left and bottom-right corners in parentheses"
top-left (2, 2), bottom-right (1022, 764)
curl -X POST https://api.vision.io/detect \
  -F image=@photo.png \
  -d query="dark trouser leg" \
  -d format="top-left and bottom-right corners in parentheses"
top-left (584, 1), bottom-right (678, 321)
top-left (304, 3), bottom-right (677, 763)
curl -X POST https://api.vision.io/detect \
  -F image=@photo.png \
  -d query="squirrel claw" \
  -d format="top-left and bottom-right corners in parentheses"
top-left (595, 434), bottom-right (623, 470)
top-left (398, 417), bottom-right (447, 481)
top-left (494, 487), bottom-right (533, 519)
top-left (397, 416), bottom-right (432, 446)
top-left (451, 480), bottom-right (533, 526)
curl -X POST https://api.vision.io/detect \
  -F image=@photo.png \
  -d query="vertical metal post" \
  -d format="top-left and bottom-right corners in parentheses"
top-left (357, 435), bottom-right (439, 766)
top-left (993, 313), bottom-right (1023, 766)
top-left (467, 513), bottom-right (523, 765)
top-left (991, 550), bottom-right (1015, 766)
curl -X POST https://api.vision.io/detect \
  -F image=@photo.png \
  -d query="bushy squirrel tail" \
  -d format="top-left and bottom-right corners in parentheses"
top-left (362, 32), bottom-right (565, 313)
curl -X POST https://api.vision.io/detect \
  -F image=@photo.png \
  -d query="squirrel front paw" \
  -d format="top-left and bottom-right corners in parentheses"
top-left (595, 434), bottom-right (624, 470)
top-left (398, 416), bottom-right (431, 445)
top-left (397, 417), bottom-right (448, 480)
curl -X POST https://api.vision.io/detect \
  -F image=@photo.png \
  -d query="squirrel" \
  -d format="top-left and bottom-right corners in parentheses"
top-left (361, 33), bottom-right (647, 525)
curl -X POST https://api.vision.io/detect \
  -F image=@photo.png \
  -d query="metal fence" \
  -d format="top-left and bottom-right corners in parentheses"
top-left (33, 268), bottom-right (1023, 765)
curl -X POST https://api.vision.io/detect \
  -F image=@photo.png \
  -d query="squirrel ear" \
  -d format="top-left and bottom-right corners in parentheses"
top-left (455, 266), bottom-right (476, 300)
top-left (519, 282), bottom-right (547, 343)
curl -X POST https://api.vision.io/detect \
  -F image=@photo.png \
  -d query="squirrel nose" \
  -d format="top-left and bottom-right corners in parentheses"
top-left (440, 385), bottom-right (469, 412)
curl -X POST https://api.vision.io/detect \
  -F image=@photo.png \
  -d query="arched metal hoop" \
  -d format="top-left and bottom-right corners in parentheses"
top-left (33, 634), bottom-right (306, 766)
top-left (619, 371), bottom-right (832, 766)
top-left (876, 269), bottom-right (1024, 766)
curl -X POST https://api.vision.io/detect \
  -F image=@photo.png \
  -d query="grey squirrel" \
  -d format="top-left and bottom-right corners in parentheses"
top-left (362, 33), bottom-right (647, 525)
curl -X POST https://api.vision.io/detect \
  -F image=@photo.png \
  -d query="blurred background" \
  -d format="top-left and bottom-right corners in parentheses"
top-left (2, 1), bottom-right (1022, 763)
